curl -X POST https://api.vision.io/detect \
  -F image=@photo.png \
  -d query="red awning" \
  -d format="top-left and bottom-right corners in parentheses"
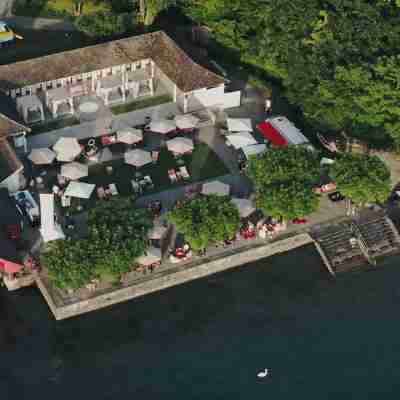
top-left (257, 121), bottom-right (287, 147)
top-left (0, 259), bottom-right (23, 274)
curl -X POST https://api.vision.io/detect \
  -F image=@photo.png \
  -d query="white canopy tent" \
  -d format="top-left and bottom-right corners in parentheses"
top-left (64, 181), bottom-right (95, 199)
top-left (174, 114), bottom-right (199, 130)
top-left (148, 225), bottom-right (168, 240)
top-left (28, 148), bottom-right (56, 165)
top-left (124, 149), bottom-right (152, 167)
top-left (149, 119), bottom-right (176, 134)
top-left (231, 197), bottom-right (256, 218)
top-left (117, 128), bottom-right (143, 144)
top-left (136, 247), bottom-right (162, 266)
top-left (202, 180), bottom-right (230, 196)
top-left (241, 144), bottom-right (267, 159)
top-left (61, 162), bottom-right (88, 180)
top-left (166, 137), bottom-right (194, 154)
top-left (226, 132), bottom-right (258, 149)
top-left (53, 137), bottom-right (82, 162)
top-left (39, 193), bottom-right (65, 242)
top-left (227, 118), bottom-right (253, 132)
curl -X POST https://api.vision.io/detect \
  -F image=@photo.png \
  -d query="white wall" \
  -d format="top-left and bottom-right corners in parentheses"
top-left (186, 85), bottom-right (225, 112)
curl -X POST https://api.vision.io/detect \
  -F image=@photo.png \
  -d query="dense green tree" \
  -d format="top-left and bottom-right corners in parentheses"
top-left (246, 147), bottom-right (320, 189)
top-left (329, 153), bottom-right (391, 206)
top-left (255, 182), bottom-right (319, 221)
top-left (167, 195), bottom-right (240, 251)
top-left (138, 0), bottom-right (174, 26)
top-left (41, 198), bottom-right (152, 290)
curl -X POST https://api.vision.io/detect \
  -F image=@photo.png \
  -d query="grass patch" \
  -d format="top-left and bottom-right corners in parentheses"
top-left (111, 95), bottom-right (173, 115)
top-left (13, 0), bottom-right (110, 18)
top-left (29, 116), bottom-right (80, 135)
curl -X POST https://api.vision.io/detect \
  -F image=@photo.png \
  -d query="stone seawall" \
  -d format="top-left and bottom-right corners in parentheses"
top-left (36, 233), bottom-right (314, 320)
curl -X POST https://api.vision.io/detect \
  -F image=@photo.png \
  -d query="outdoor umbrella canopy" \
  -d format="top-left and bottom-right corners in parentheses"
top-left (61, 162), bottom-right (88, 180)
top-left (149, 119), bottom-right (176, 134)
top-left (174, 114), bottom-right (199, 130)
top-left (53, 137), bottom-right (82, 162)
top-left (241, 144), bottom-right (267, 159)
top-left (117, 128), bottom-right (143, 144)
top-left (148, 225), bottom-right (168, 240)
top-left (64, 181), bottom-right (95, 199)
top-left (226, 132), bottom-right (258, 149)
top-left (124, 149), bottom-right (152, 167)
top-left (166, 137), bottom-right (194, 154)
top-left (136, 247), bottom-right (162, 266)
top-left (28, 148), bottom-right (56, 165)
top-left (231, 197), bottom-right (256, 218)
top-left (201, 180), bottom-right (230, 196)
top-left (227, 118), bottom-right (253, 132)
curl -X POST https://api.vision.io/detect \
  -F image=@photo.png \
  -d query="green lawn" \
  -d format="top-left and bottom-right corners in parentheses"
top-left (29, 116), bottom-right (80, 135)
top-left (13, 0), bottom-right (110, 18)
top-left (111, 95), bottom-right (173, 115)
top-left (50, 143), bottom-right (229, 213)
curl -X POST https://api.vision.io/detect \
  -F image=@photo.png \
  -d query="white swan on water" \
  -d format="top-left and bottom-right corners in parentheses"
top-left (257, 369), bottom-right (269, 378)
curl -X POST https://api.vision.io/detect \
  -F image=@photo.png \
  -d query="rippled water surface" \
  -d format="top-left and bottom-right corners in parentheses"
top-left (2, 244), bottom-right (400, 399)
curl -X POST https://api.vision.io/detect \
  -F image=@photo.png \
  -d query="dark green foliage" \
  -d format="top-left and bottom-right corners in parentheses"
top-left (329, 153), bottom-right (391, 205)
top-left (41, 198), bottom-right (152, 290)
top-left (167, 195), bottom-right (240, 251)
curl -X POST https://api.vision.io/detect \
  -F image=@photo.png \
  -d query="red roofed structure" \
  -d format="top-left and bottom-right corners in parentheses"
top-left (257, 121), bottom-right (288, 148)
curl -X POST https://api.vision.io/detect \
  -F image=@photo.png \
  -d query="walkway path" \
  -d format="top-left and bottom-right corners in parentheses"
top-left (4, 16), bottom-right (76, 31)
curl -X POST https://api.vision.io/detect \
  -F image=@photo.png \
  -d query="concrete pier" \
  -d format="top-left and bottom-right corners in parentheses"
top-left (36, 233), bottom-right (314, 320)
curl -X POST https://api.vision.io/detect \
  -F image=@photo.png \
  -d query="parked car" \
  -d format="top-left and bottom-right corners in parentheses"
top-left (328, 191), bottom-right (345, 202)
top-left (292, 218), bottom-right (308, 225)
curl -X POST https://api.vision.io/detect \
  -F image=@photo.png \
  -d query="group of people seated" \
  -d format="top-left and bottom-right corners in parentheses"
top-left (168, 166), bottom-right (190, 183)
top-left (169, 243), bottom-right (193, 263)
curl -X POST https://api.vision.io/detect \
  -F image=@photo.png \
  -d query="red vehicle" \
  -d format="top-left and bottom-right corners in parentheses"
top-left (292, 218), bottom-right (308, 225)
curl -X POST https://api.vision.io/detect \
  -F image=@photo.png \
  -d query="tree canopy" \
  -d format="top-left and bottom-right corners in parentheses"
top-left (255, 182), bottom-right (319, 221)
top-left (167, 195), bottom-right (240, 251)
top-left (41, 198), bottom-right (152, 290)
top-left (182, 0), bottom-right (400, 148)
top-left (246, 147), bottom-right (320, 189)
top-left (329, 153), bottom-right (391, 205)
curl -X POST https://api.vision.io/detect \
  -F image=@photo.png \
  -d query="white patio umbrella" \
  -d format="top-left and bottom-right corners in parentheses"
top-left (174, 114), bottom-right (199, 130)
top-left (149, 119), bottom-right (176, 134)
top-left (202, 180), bottom-right (230, 196)
top-left (226, 132), bottom-right (258, 149)
top-left (136, 247), bottom-right (162, 266)
top-left (53, 137), bottom-right (82, 162)
top-left (28, 148), bottom-right (56, 165)
top-left (227, 118), bottom-right (253, 132)
top-left (117, 128), bottom-right (143, 144)
top-left (61, 162), bottom-right (88, 180)
top-left (124, 149), bottom-right (152, 167)
top-left (64, 181), bottom-right (95, 199)
top-left (166, 137), bottom-right (194, 154)
top-left (231, 197), bottom-right (256, 218)
top-left (148, 225), bottom-right (168, 240)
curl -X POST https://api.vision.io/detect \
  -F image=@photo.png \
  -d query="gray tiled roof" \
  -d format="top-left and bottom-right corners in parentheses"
top-left (0, 31), bottom-right (224, 93)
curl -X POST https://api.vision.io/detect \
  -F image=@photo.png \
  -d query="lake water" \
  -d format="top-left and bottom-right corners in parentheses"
top-left (2, 244), bottom-right (400, 399)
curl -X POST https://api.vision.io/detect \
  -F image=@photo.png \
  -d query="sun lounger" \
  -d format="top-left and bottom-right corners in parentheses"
top-left (168, 169), bottom-right (177, 183)
top-left (179, 166), bottom-right (190, 179)
top-left (108, 183), bottom-right (118, 196)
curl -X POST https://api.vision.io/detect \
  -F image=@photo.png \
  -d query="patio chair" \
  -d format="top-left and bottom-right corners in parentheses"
top-left (179, 166), bottom-right (190, 180)
top-left (108, 183), bottom-right (119, 196)
top-left (57, 174), bottom-right (67, 187)
top-left (61, 195), bottom-right (71, 207)
top-left (97, 186), bottom-right (106, 200)
top-left (131, 180), bottom-right (141, 194)
top-left (168, 169), bottom-right (177, 183)
top-left (151, 151), bottom-right (159, 163)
